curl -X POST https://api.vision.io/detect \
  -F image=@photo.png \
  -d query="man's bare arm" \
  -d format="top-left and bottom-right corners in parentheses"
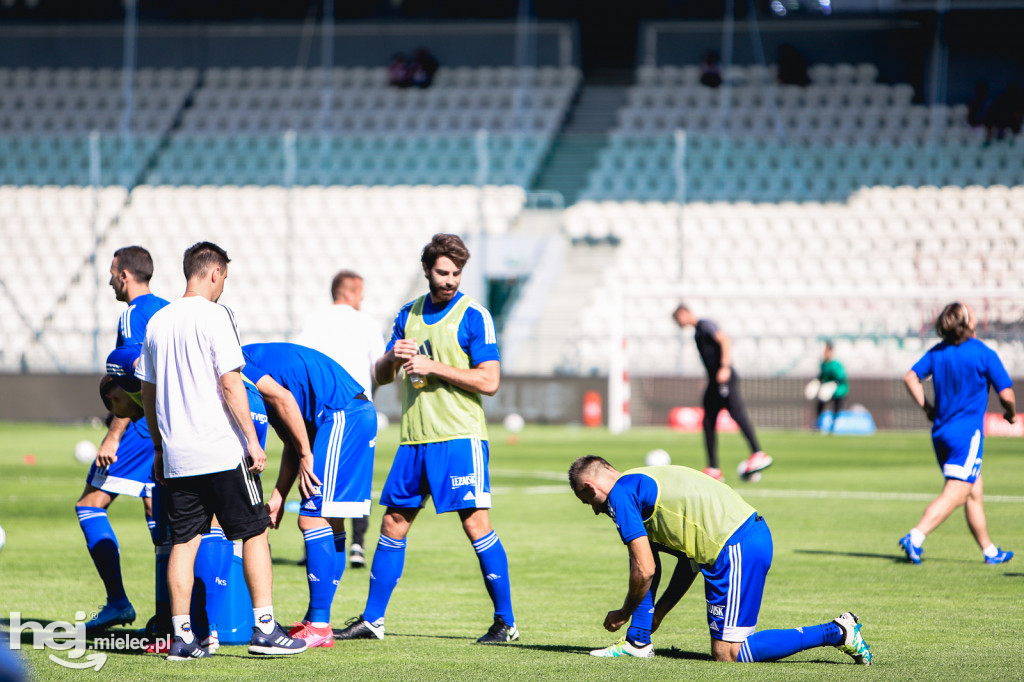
top-left (402, 358), bottom-right (500, 396)
top-left (220, 369), bottom-right (266, 473)
top-left (998, 387), bottom-right (1016, 423)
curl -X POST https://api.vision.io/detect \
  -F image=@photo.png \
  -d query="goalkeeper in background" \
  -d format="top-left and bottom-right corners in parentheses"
top-left (815, 341), bottom-right (848, 432)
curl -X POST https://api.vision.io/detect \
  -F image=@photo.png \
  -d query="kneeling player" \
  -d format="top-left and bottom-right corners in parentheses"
top-left (568, 456), bottom-right (872, 664)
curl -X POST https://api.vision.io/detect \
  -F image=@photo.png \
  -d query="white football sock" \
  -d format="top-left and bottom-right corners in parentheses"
top-left (172, 615), bottom-right (195, 644)
top-left (253, 606), bottom-right (276, 635)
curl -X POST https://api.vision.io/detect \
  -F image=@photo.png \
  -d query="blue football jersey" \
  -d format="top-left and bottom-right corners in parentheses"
top-left (241, 342), bottom-right (365, 423)
top-left (385, 291), bottom-right (500, 366)
top-left (606, 472), bottom-right (658, 544)
top-left (912, 338), bottom-right (1013, 438)
top-left (244, 375), bottom-right (269, 448)
top-left (117, 293), bottom-right (169, 349)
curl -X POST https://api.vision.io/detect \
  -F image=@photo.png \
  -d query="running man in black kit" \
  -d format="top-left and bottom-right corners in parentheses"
top-left (673, 303), bottom-right (772, 482)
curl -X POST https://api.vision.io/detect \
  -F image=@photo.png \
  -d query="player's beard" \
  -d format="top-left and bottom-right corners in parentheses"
top-left (428, 279), bottom-right (457, 303)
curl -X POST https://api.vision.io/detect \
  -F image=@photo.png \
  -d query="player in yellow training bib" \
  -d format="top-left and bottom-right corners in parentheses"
top-left (338, 233), bottom-right (517, 645)
top-left (569, 456), bottom-right (872, 664)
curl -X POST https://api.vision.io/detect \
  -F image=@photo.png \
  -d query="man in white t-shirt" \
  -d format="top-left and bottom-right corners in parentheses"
top-left (138, 241), bottom-right (308, 661)
top-left (296, 269), bottom-right (384, 568)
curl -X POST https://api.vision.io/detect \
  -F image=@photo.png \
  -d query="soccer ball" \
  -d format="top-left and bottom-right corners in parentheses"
top-left (376, 411), bottom-right (390, 431)
top-left (645, 449), bottom-right (671, 467)
top-left (74, 440), bottom-right (97, 464)
top-left (0, 525), bottom-right (6, 552)
top-left (503, 413), bottom-right (525, 433)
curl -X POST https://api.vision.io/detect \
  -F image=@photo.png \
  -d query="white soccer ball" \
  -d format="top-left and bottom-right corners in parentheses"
top-left (74, 440), bottom-right (97, 464)
top-left (503, 413), bottom-right (525, 433)
top-left (0, 525), bottom-right (5, 552)
top-left (376, 411), bottom-right (390, 431)
top-left (645, 449), bottom-right (671, 467)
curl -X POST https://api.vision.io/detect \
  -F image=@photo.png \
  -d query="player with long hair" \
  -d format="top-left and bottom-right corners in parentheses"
top-left (899, 302), bottom-right (1016, 565)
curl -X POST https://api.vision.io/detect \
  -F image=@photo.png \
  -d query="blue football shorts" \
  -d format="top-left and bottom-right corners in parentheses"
top-left (701, 513), bottom-right (772, 642)
top-left (300, 398), bottom-right (376, 519)
top-left (87, 419), bottom-right (155, 498)
top-left (933, 428), bottom-right (983, 483)
top-left (380, 437), bottom-right (491, 513)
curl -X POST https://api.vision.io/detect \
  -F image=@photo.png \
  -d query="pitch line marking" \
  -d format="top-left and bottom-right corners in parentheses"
top-left (490, 471), bottom-right (1024, 503)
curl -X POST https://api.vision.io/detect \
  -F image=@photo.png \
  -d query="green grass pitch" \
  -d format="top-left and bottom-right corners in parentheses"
top-left (2, 420), bottom-right (1023, 681)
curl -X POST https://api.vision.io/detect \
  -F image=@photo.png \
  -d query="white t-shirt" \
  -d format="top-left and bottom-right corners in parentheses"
top-left (296, 304), bottom-right (385, 396)
top-left (137, 296), bottom-right (248, 478)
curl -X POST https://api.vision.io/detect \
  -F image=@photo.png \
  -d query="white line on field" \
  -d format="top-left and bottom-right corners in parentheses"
top-left (738, 489), bottom-right (1024, 504)
top-left (490, 472), bottom-right (1024, 504)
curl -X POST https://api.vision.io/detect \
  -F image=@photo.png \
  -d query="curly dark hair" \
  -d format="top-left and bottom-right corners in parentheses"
top-left (421, 233), bottom-right (470, 272)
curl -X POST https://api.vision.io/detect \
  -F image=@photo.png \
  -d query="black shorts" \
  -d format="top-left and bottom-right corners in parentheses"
top-left (165, 463), bottom-right (270, 544)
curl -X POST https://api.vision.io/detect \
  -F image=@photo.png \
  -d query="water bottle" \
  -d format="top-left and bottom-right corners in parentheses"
top-left (409, 372), bottom-right (426, 389)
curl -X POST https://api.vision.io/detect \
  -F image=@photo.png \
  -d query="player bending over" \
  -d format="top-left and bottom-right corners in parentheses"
top-left (569, 455), bottom-right (872, 664)
top-left (243, 342), bottom-right (376, 648)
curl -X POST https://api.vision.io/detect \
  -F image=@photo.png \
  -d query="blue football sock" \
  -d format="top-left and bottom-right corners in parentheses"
top-left (626, 588), bottom-right (655, 646)
top-left (77, 507), bottom-right (127, 604)
top-left (304, 527), bottom-right (339, 624)
top-left (473, 531), bottom-right (515, 626)
top-left (738, 623), bottom-right (834, 662)
top-left (333, 531), bottom-right (347, 586)
top-left (363, 535), bottom-right (407, 624)
top-left (145, 515), bottom-right (157, 544)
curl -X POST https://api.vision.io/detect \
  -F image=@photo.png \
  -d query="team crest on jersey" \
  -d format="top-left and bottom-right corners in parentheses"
top-left (450, 473), bottom-right (477, 489)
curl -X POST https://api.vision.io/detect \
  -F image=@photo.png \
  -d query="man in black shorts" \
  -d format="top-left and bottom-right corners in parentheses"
top-left (673, 303), bottom-right (772, 482)
top-left (137, 242), bottom-right (307, 661)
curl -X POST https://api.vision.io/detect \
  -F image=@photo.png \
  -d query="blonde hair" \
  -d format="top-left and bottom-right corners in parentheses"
top-left (936, 302), bottom-right (973, 344)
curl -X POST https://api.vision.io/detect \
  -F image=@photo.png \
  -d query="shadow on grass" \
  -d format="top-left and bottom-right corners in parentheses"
top-left (331, 630), bottom-right (470, 641)
top-left (508, 643), bottom-right (599, 655)
top-left (272, 557), bottom-right (304, 566)
top-left (655, 646), bottom-right (713, 661)
top-left (793, 548), bottom-right (920, 563)
top-left (1003, 572), bottom-right (1024, 578)
top-left (770, 658), bottom-right (850, 666)
top-left (659, 649), bottom-right (847, 665)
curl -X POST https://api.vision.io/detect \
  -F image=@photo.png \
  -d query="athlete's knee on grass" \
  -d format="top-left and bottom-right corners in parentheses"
top-left (711, 638), bottom-right (740, 662)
